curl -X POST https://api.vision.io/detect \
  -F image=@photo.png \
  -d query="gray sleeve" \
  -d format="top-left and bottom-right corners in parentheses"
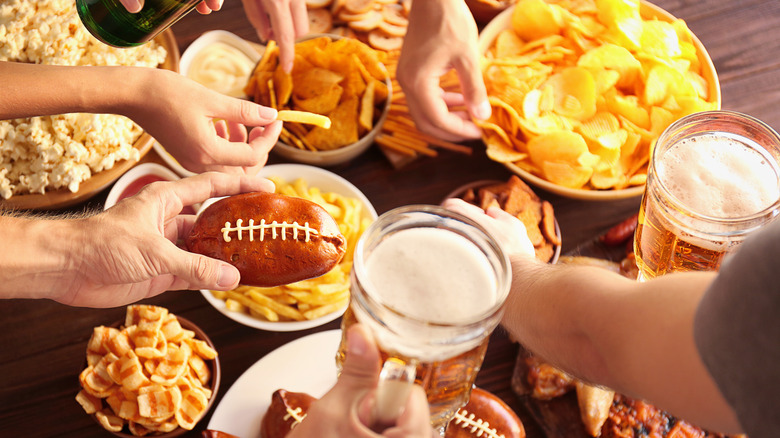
top-left (694, 218), bottom-right (780, 438)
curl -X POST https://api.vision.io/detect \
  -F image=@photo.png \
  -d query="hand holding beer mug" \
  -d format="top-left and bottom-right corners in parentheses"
top-left (634, 111), bottom-right (780, 281)
top-left (336, 205), bottom-right (511, 434)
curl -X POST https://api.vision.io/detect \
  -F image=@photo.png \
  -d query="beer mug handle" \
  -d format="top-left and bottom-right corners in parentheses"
top-left (372, 358), bottom-right (417, 431)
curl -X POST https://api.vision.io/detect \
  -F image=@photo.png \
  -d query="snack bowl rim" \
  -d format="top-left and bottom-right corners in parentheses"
top-left (104, 162), bottom-right (185, 210)
top-left (443, 179), bottom-right (562, 264)
top-left (198, 163), bottom-right (378, 331)
top-left (476, 0), bottom-right (721, 201)
top-left (87, 315), bottom-right (221, 438)
top-left (255, 33), bottom-right (393, 167)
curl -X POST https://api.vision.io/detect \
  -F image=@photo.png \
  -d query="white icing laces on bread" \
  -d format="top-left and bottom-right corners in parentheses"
top-left (451, 409), bottom-right (505, 438)
top-left (221, 219), bottom-right (319, 243)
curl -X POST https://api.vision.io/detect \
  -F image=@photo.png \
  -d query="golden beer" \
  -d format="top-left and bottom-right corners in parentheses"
top-left (634, 111), bottom-right (780, 280)
top-left (337, 206), bottom-right (511, 433)
top-left (337, 307), bottom-right (490, 429)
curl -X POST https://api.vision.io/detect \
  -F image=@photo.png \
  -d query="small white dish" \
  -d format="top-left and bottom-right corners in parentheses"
top-left (199, 163), bottom-right (377, 331)
top-left (104, 162), bottom-right (183, 210)
top-left (207, 330), bottom-right (340, 437)
top-left (179, 30), bottom-right (263, 98)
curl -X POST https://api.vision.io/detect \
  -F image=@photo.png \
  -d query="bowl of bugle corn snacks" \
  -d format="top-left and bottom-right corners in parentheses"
top-left (76, 305), bottom-right (220, 437)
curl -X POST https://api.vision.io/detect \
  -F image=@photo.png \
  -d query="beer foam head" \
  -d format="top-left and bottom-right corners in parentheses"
top-left (658, 134), bottom-right (780, 218)
top-left (364, 228), bottom-right (499, 324)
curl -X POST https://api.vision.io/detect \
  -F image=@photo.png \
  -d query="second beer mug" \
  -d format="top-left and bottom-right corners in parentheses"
top-left (336, 205), bottom-right (511, 434)
top-left (634, 110), bottom-right (780, 281)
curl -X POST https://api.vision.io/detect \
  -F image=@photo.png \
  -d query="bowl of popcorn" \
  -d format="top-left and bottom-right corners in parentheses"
top-left (0, 0), bottom-right (179, 210)
top-left (76, 305), bottom-right (220, 437)
top-left (244, 35), bottom-right (391, 167)
top-left (476, 0), bottom-right (720, 200)
top-left (199, 163), bottom-right (377, 331)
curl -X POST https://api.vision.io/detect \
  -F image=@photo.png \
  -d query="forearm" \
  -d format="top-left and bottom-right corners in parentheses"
top-left (0, 61), bottom-right (153, 120)
top-left (0, 214), bottom-right (86, 301)
top-left (502, 256), bottom-right (739, 432)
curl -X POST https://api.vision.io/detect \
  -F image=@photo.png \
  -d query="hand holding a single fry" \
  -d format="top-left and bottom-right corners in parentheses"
top-left (396, 0), bottom-right (490, 142)
top-left (125, 68), bottom-right (282, 175)
top-left (288, 324), bottom-right (436, 438)
top-left (0, 172), bottom-right (275, 308)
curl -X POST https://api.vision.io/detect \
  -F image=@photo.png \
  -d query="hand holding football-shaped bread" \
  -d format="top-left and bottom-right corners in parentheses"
top-left (186, 192), bottom-right (347, 287)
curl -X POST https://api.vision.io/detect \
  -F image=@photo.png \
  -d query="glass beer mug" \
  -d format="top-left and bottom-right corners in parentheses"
top-left (336, 205), bottom-right (511, 434)
top-left (634, 110), bottom-right (780, 281)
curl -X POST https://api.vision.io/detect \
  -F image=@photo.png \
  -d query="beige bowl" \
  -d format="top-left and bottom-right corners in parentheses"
top-left (477, 1), bottom-right (721, 201)
top-left (250, 34), bottom-right (392, 167)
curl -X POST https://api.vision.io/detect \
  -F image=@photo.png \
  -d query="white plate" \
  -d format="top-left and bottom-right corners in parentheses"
top-left (207, 330), bottom-right (340, 437)
top-left (199, 163), bottom-right (377, 331)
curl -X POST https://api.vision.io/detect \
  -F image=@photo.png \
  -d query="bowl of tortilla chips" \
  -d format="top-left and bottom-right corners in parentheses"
top-left (245, 34), bottom-right (392, 167)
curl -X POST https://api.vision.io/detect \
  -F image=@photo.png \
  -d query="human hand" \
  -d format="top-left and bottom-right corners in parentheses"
top-left (241, 0), bottom-right (309, 73)
top-left (53, 172), bottom-right (274, 308)
top-left (288, 324), bottom-right (437, 438)
top-left (442, 198), bottom-right (536, 259)
top-left (125, 68), bottom-right (282, 175)
top-left (396, 0), bottom-right (490, 142)
top-left (119, 0), bottom-right (223, 14)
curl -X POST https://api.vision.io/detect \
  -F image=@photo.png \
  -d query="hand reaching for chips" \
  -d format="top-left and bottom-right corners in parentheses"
top-left (479, 0), bottom-right (718, 191)
top-left (209, 176), bottom-right (373, 323)
top-left (76, 305), bottom-right (217, 436)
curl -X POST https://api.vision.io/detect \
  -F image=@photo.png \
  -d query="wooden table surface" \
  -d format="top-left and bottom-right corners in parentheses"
top-left (2, 1), bottom-right (779, 437)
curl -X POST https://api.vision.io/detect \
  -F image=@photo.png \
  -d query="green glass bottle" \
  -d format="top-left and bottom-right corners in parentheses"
top-left (76, 0), bottom-right (201, 48)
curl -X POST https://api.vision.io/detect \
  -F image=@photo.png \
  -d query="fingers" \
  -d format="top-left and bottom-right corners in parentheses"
top-left (160, 242), bottom-right (241, 290)
top-left (265, 3), bottom-right (301, 73)
top-left (452, 49), bottom-right (491, 122)
top-left (404, 81), bottom-right (483, 142)
top-left (442, 198), bottom-right (537, 258)
top-left (211, 96), bottom-right (278, 127)
top-left (150, 172), bottom-right (275, 209)
top-left (340, 324), bottom-right (382, 391)
top-left (381, 386), bottom-right (435, 438)
top-left (119, 0), bottom-right (142, 13)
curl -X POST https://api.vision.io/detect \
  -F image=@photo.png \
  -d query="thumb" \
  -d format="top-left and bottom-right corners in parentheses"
top-left (212, 96), bottom-right (278, 128)
top-left (340, 324), bottom-right (383, 390)
top-left (162, 244), bottom-right (240, 290)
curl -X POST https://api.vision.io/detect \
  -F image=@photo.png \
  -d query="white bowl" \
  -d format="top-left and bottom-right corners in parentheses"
top-left (476, 1), bottom-right (720, 201)
top-left (199, 163), bottom-right (377, 331)
top-left (104, 162), bottom-right (183, 210)
top-left (179, 30), bottom-right (262, 96)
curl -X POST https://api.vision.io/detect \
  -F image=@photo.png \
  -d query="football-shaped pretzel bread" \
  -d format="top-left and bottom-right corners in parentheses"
top-left (186, 192), bottom-right (347, 287)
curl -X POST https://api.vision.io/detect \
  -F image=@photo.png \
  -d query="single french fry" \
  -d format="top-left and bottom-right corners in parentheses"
top-left (303, 297), bottom-right (349, 320)
top-left (277, 110), bottom-right (332, 129)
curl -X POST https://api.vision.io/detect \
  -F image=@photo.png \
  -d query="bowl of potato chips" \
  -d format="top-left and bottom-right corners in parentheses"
top-left (199, 164), bottom-right (377, 331)
top-left (476, 0), bottom-right (720, 200)
top-left (76, 305), bottom-right (220, 437)
top-left (245, 35), bottom-right (392, 167)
